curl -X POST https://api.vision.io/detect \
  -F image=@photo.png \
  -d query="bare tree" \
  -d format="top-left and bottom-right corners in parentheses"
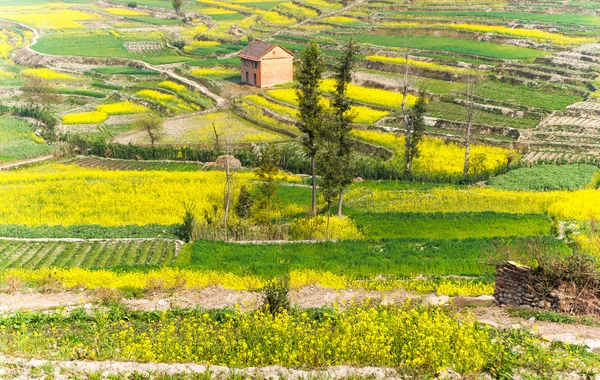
top-left (172, 0), bottom-right (184, 15)
top-left (211, 122), bottom-right (221, 151)
top-left (463, 73), bottom-right (479, 178)
top-left (133, 114), bottom-right (164, 146)
top-left (21, 76), bottom-right (59, 107)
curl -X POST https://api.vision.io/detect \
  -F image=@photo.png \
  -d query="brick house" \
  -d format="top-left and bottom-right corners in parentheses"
top-left (237, 40), bottom-right (294, 88)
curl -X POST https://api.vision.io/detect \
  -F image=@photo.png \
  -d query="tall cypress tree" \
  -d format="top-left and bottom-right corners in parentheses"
top-left (329, 40), bottom-right (359, 217)
top-left (296, 41), bottom-right (326, 216)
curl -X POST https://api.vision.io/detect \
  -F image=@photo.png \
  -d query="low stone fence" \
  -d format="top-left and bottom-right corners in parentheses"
top-left (494, 262), bottom-right (600, 316)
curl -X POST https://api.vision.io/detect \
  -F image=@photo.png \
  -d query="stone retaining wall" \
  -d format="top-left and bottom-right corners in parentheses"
top-left (494, 262), bottom-right (600, 315)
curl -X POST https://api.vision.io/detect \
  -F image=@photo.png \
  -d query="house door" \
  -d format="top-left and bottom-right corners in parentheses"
top-left (245, 72), bottom-right (249, 83)
top-left (253, 73), bottom-right (257, 86)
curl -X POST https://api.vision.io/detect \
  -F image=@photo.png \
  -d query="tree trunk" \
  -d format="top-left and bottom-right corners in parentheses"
top-left (326, 203), bottom-right (331, 241)
top-left (311, 153), bottom-right (317, 216)
top-left (223, 159), bottom-right (231, 242)
top-left (463, 119), bottom-right (472, 178)
top-left (337, 188), bottom-right (344, 217)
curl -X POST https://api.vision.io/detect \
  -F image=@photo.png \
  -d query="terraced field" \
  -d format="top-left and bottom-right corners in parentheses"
top-left (0, 239), bottom-right (179, 269)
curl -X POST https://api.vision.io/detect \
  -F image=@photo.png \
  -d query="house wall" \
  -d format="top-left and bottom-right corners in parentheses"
top-left (259, 57), bottom-right (294, 88)
top-left (240, 58), bottom-right (260, 86)
top-left (239, 46), bottom-right (294, 88)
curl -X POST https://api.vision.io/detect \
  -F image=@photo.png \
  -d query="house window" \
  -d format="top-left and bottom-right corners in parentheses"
top-left (253, 73), bottom-right (257, 86)
top-left (246, 71), bottom-right (249, 83)
top-left (252, 61), bottom-right (258, 68)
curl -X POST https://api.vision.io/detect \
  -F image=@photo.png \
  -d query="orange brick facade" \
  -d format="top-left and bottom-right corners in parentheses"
top-left (239, 45), bottom-right (294, 88)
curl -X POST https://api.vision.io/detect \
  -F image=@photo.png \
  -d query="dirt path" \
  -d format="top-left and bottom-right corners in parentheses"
top-left (0, 288), bottom-right (598, 353)
top-left (3, 19), bottom-right (227, 107)
top-left (474, 307), bottom-right (600, 351)
top-left (0, 155), bottom-right (53, 171)
top-left (0, 355), bottom-right (402, 380)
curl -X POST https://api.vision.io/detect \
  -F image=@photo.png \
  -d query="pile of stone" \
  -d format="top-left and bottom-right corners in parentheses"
top-left (494, 261), bottom-right (600, 315)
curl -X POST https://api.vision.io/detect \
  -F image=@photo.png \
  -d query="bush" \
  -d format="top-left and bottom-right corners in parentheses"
top-left (170, 40), bottom-right (186, 49)
top-left (127, 1), bottom-right (137, 7)
top-left (262, 275), bottom-right (290, 315)
top-left (289, 216), bottom-right (364, 241)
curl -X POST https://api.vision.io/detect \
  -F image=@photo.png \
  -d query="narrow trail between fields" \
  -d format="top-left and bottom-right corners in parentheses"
top-left (0, 356), bottom-right (402, 380)
top-left (0, 155), bottom-right (53, 170)
top-left (1, 19), bottom-right (227, 107)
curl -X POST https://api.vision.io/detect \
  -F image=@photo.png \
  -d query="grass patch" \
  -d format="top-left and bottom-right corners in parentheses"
top-left (32, 34), bottom-right (189, 64)
top-left (348, 211), bottom-right (552, 239)
top-left (488, 164), bottom-right (599, 191)
top-left (0, 116), bottom-right (52, 162)
top-left (187, 236), bottom-right (563, 279)
top-left (334, 34), bottom-right (548, 60)
top-left (56, 88), bottom-right (106, 98)
top-left (475, 81), bottom-right (584, 110)
top-left (427, 101), bottom-right (540, 129)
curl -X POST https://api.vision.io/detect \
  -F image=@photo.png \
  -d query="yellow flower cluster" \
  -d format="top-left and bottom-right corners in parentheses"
top-left (351, 129), bottom-right (514, 177)
top-left (322, 16), bottom-right (359, 24)
top-left (1, 267), bottom-right (492, 296)
top-left (62, 111), bottom-right (108, 125)
top-left (198, 0), bottom-right (296, 26)
top-left (136, 88), bottom-right (200, 113)
top-left (290, 270), bottom-right (493, 296)
top-left (199, 7), bottom-right (237, 15)
top-left (158, 80), bottom-right (187, 92)
top-left (277, 2), bottom-right (318, 18)
top-left (184, 40), bottom-right (221, 51)
top-left (260, 11), bottom-right (297, 25)
top-left (0, 164), bottom-right (258, 226)
top-left (102, 7), bottom-right (149, 16)
top-left (137, 89), bottom-right (176, 102)
top-left (243, 94), bottom-right (298, 118)
top-left (264, 89), bottom-right (389, 124)
top-left (436, 23), bottom-right (592, 46)
top-left (304, 0), bottom-right (342, 10)
top-left (21, 68), bottom-right (76, 81)
top-left (3, 267), bottom-right (264, 291)
top-left (0, 5), bottom-right (102, 29)
top-left (290, 216), bottom-right (365, 241)
top-left (320, 79), bottom-right (418, 109)
top-left (64, 102), bottom-right (148, 124)
top-left (365, 55), bottom-right (468, 74)
top-left (343, 185), bottom-right (570, 216)
top-left (190, 67), bottom-right (238, 77)
top-left (0, 304), bottom-right (493, 373)
top-left (96, 101), bottom-right (149, 115)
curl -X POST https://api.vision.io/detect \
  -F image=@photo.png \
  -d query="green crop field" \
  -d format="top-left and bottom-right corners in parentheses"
top-left (334, 34), bottom-right (549, 60)
top-left (32, 35), bottom-right (191, 64)
top-left (398, 11), bottom-right (600, 26)
top-left (0, 239), bottom-right (178, 269)
top-left (0, 117), bottom-right (53, 162)
top-left (0, 0), bottom-right (599, 375)
top-left (488, 164), bottom-right (599, 191)
top-left (187, 236), bottom-right (564, 279)
top-left (427, 101), bottom-right (540, 129)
